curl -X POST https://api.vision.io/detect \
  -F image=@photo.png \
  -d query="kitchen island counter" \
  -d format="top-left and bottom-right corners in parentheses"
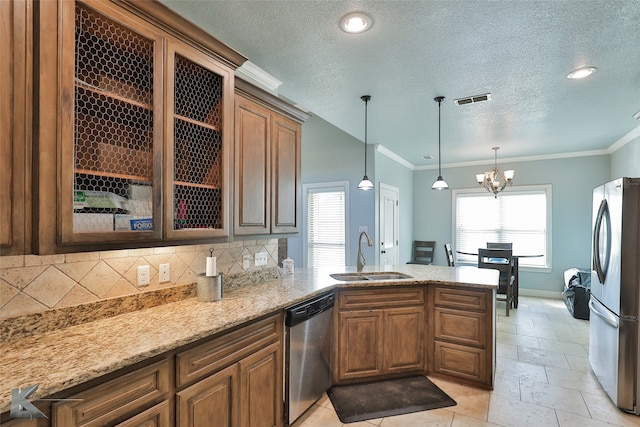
top-left (0, 264), bottom-right (497, 413)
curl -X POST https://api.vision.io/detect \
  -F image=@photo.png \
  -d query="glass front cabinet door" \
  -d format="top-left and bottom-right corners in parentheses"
top-left (51, 0), bottom-right (233, 250)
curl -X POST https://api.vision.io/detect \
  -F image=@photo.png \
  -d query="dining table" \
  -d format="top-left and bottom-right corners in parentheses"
top-left (456, 250), bottom-right (543, 308)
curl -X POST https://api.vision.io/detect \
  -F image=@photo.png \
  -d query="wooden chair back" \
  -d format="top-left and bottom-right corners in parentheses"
top-left (408, 240), bottom-right (436, 265)
top-left (486, 242), bottom-right (513, 249)
top-left (478, 248), bottom-right (515, 315)
top-left (444, 243), bottom-right (455, 266)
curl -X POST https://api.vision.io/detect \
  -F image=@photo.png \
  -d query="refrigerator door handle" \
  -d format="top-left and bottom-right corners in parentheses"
top-left (592, 199), bottom-right (611, 284)
top-left (589, 298), bottom-right (619, 329)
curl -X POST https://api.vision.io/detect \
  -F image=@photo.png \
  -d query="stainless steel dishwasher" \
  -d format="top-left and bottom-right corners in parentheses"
top-left (285, 291), bottom-right (335, 425)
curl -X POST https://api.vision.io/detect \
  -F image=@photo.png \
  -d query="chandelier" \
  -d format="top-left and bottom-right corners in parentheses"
top-left (475, 147), bottom-right (515, 198)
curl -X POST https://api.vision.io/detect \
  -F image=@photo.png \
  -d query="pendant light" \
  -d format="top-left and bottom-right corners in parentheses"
top-left (431, 96), bottom-right (449, 190)
top-left (357, 95), bottom-right (374, 190)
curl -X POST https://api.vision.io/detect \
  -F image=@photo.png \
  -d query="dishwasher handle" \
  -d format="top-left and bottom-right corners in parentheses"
top-left (285, 292), bottom-right (335, 327)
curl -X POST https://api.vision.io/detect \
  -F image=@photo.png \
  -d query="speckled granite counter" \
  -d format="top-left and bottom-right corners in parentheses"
top-left (0, 264), bottom-right (497, 413)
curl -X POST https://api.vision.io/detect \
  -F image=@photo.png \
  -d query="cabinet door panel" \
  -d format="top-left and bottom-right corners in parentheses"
top-left (114, 401), bottom-right (171, 427)
top-left (234, 96), bottom-right (271, 235)
top-left (53, 359), bottom-right (170, 427)
top-left (337, 310), bottom-right (384, 380)
top-left (239, 342), bottom-right (283, 427)
top-left (434, 287), bottom-right (487, 312)
top-left (1, 0), bottom-right (30, 254)
top-left (165, 39), bottom-right (233, 239)
top-left (59, 0), bottom-right (164, 245)
top-left (434, 308), bottom-right (486, 347)
top-left (433, 341), bottom-right (486, 383)
top-left (176, 364), bottom-right (240, 427)
top-left (270, 115), bottom-right (300, 234)
top-left (384, 307), bottom-right (424, 373)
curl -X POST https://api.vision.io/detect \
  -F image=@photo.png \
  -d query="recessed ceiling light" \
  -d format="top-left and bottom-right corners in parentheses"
top-left (422, 155), bottom-right (433, 160)
top-left (566, 67), bottom-right (597, 79)
top-left (340, 12), bottom-right (373, 34)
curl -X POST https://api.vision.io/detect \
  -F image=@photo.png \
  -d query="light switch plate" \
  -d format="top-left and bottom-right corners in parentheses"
top-left (255, 252), bottom-right (268, 266)
top-left (159, 263), bottom-right (170, 283)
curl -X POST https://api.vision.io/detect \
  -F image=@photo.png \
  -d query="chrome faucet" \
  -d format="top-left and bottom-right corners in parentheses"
top-left (357, 230), bottom-right (374, 272)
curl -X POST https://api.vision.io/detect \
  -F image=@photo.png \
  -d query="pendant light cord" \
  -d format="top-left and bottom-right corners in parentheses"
top-left (438, 99), bottom-right (442, 176)
top-left (362, 95), bottom-right (370, 175)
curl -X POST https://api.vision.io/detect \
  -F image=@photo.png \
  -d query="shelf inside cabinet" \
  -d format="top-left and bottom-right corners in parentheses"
top-left (75, 78), bottom-right (152, 110)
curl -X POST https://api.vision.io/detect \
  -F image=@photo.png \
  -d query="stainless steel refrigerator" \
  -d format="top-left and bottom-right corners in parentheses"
top-left (589, 177), bottom-right (640, 414)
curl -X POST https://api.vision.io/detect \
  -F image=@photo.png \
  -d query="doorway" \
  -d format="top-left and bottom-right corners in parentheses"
top-left (379, 183), bottom-right (399, 266)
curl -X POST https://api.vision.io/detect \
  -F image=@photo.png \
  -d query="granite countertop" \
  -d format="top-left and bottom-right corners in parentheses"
top-left (0, 264), bottom-right (497, 413)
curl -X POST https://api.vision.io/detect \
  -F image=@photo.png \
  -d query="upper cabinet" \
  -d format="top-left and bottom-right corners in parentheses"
top-left (33, 0), bottom-right (244, 253)
top-left (234, 79), bottom-right (309, 236)
top-left (59, 1), bottom-right (165, 245)
top-left (164, 41), bottom-right (233, 240)
top-left (1, 0), bottom-right (32, 255)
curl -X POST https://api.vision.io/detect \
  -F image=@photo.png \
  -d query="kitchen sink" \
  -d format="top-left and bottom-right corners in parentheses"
top-left (330, 272), bottom-right (413, 282)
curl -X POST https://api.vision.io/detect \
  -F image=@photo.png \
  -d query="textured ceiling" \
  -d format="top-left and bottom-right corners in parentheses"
top-left (159, 0), bottom-right (640, 168)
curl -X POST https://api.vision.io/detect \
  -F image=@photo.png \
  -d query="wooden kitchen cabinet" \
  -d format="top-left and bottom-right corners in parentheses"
top-left (334, 288), bottom-right (425, 383)
top-left (233, 79), bottom-right (309, 236)
top-left (175, 313), bottom-right (283, 427)
top-left (33, 0), bottom-right (244, 253)
top-left (163, 40), bottom-right (233, 240)
top-left (1, 0), bottom-right (31, 255)
top-left (428, 286), bottom-right (495, 389)
top-left (52, 359), bottom-right (171, 426)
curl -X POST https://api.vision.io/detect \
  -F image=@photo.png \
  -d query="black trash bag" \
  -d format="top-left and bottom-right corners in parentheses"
top-left (562, 268), bottom-right (591, 320)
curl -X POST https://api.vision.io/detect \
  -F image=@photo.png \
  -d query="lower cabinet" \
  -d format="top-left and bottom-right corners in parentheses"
top-left (52, 359), bottom-right (171, 427)
top-left (334, 288), bottom-right (425, 383)
top-left (175, 314), bottom-right (283, 427)
top-left (45, 313), bottom-right (283, 427)
top-left (428, 286), bottom-right (495, 389)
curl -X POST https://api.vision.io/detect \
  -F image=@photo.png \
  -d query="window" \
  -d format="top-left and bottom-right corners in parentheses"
top-left (453, 185), bottom-right (551, 268)
top-left (304, 181), bottom-right (350, 269)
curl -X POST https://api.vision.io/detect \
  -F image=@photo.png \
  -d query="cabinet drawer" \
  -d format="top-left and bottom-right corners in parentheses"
top-left (434, 308), bottom-right (486, 347)
top-left (338, 288), bottom-right (424, 310)
top-left (52, 359), bottom-right (170, 427)
top-left (433, 341), bottom-right (487, 383)
top-left (114, 401), bottom-right (171, 427)
top-left (176, 313), bottom-right (282, 387)
top-left (434, 287), bottom-right (487, 312)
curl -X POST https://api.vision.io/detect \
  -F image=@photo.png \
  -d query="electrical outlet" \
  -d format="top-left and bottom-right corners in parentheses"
top-left (255, 252), bottom-right (268, 266)
top-left (359, 226), bottom-right (368, 233)
top-left (243, 254), bottom-right (251, 269)
top-left (137, 265), bottom-right (150, 286)
top-left (159, 263), bottom-right (170, 283)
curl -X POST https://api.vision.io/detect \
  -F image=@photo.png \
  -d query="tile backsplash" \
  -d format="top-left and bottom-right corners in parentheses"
top-left (0, 239), bottom-right (280, 320)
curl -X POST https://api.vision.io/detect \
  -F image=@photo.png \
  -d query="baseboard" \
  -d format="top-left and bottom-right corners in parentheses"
top-left (519, 288), bottom-right (563, 299)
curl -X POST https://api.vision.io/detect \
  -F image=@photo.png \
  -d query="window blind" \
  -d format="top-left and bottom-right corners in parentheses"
top-left (455, 189), bottom-right (548, 267)
top-left (307, 189), bottom-right (345, 269)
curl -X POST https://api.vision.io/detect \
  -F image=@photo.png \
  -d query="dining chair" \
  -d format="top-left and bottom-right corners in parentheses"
top-left (444, 243), bottom-right (455, 267)
top-left (478, 248), bottom-right (515, 316)
top-left (486, 242), bottom-right (512, 249)
top-left (486, 242), bottom-right (518, 308)
top-left (407, 240), bottom-right (436, 265)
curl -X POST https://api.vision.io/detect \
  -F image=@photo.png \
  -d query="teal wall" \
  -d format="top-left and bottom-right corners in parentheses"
top-left (291, 114), bottom-right (637, 295)
top-left (610, 134), bottom-right (640, 178)
top-left (413, 155), bottom-right (610, 294)
top-left (287, 114), bottom-right (376, 268)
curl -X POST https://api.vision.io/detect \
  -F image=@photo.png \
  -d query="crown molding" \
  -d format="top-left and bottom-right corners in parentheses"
top-left (235, 61), bottom-right (282, 94)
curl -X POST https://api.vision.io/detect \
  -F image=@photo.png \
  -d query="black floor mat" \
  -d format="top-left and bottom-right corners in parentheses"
top-left (327, 375), bottom-right (457, 424)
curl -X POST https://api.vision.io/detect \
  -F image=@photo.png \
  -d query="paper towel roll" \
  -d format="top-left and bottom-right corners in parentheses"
top-left (206, 256), bottom-right (217, 276)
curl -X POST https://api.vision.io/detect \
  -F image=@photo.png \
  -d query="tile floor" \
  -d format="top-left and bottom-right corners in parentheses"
top-left (291, 296), bottom-right (640, 427)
